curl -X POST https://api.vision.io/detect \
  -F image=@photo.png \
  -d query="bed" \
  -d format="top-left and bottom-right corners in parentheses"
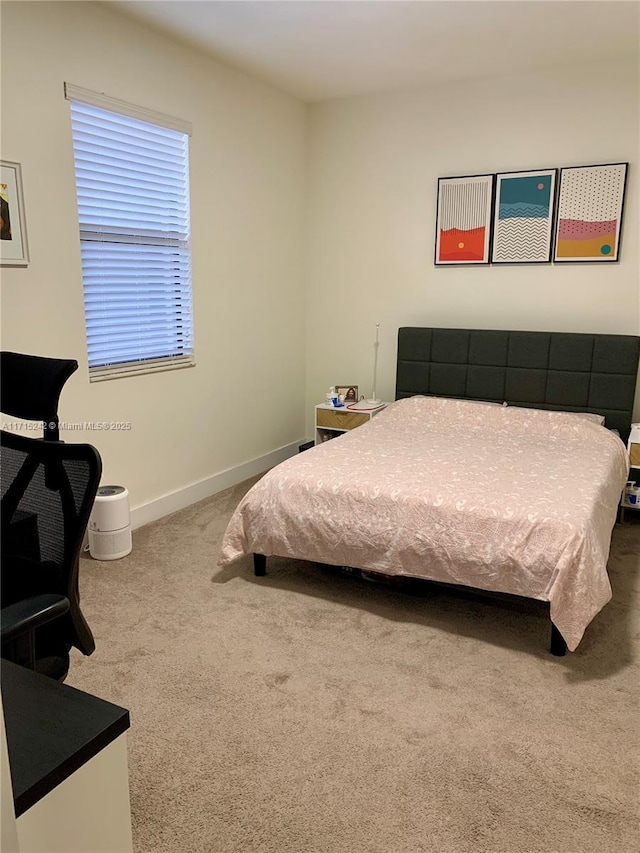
top-left (219, 328), bottom-right (640, 654)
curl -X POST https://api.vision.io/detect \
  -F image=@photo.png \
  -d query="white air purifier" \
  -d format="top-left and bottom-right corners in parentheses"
top-left (88, 485), bottom-right (132, 560)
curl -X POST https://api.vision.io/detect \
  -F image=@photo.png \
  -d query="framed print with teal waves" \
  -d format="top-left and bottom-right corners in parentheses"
top-left (491, 168), bottom-right (557, 264)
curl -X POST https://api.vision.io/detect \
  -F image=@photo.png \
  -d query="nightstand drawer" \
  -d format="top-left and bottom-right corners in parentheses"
top-left (316, 409), bottom-right (369, 430)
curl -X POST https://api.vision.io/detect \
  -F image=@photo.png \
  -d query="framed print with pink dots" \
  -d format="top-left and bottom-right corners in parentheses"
top-left (491, 168), bottom-right (557, 264)
top-left (553, 163), bottom-right (628, 263)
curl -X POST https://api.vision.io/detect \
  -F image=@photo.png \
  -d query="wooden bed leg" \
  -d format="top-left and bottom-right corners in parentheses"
top-left (253, 553), bottom-right (266, 577)
top-left (550, 623), bottom-right (567, 657)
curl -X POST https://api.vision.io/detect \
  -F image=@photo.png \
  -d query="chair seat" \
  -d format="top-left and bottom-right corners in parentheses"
top-left (1, 556), bottom-right (64, 608)
top-left (1, 593), bottom-right (71, 679)
top-left (35, 653), bottom-right (70, 681)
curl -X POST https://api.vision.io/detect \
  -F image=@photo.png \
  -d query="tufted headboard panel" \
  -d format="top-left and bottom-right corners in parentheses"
top-left (396, 327), bottom-right (640, 442)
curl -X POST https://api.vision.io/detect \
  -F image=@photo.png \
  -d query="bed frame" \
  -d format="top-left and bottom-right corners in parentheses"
top-left (255, 327), bottom-right (640, 656)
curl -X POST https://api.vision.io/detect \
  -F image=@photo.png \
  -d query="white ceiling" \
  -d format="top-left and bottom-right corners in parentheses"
top-left (110, 1), bottom-right (639, 102)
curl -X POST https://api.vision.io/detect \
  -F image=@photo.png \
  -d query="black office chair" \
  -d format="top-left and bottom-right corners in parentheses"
top-left (0, 351), bottom-right (78, 440)
top-left (1, 429), bottom-right (102, 680)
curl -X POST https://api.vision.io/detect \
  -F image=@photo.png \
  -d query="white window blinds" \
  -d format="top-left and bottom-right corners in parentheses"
top-left (66, 85), bottom-right (194, 381)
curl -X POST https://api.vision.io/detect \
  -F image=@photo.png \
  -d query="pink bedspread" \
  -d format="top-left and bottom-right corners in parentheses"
top-left (219, 397), bottom-right (629, 650)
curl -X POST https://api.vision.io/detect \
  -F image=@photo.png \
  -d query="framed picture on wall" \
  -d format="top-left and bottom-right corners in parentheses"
top-left (0, 160), bottom-right (29, 266)
top-left (553, 162), bottom-right (628, 263)
top-left (434, 174), bottom-right (494, 265)
top-left (491, 168), bottom-right (557, 264)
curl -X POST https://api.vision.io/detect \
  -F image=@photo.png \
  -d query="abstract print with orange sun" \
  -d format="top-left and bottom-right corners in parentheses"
top-left (435, 175), bottom-right (493, 265)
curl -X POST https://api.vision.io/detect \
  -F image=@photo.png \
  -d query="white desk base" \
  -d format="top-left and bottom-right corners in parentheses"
top-left (16, 734), bottom-right (133, 853)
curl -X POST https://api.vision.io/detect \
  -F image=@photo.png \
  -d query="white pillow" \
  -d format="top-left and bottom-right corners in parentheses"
top-left (561, 411), bottom-right (605, 425)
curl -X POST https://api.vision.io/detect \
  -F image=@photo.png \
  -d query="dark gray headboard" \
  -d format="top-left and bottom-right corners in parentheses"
top-left (396, 327), bottom-right (640, 442)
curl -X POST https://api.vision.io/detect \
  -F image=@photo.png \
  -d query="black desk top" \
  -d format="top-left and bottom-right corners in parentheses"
top-left (2, 660), bottom-right (130, 816)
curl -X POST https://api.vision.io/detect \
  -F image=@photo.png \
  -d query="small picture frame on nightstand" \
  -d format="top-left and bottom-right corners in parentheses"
top-left (335, 385), bottom-right (358, 403)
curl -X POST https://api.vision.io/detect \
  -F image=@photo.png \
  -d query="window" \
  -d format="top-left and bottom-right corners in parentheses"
top-left (65, 84), bottom-right (194, 381)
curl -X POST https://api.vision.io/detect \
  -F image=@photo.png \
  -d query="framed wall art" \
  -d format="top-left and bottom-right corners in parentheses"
top-left (491, 168), bottom-right (557, 264)
top-left (0, 160), bottom-right (29, 266)
top-left (553, 162), bottom-right (628, 262)
top-left (435, 174), bottom-right (494, 265)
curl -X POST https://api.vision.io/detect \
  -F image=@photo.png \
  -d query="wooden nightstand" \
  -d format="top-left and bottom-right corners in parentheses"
top-left (315, 403), bottom-right (388, 445)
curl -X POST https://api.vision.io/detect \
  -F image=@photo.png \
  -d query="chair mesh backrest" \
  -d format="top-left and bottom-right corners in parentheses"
top-left (1, 431), bottom-right (101, 581)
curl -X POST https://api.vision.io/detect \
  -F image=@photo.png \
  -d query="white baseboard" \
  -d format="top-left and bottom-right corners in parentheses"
top-left (129, 439), bottom-right (306, 531)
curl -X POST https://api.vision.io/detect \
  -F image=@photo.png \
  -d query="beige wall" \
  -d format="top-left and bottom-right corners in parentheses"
top-left (305, 58), bottom-right (639, 429)
top-left (0, 1), bottom-right (307, 509)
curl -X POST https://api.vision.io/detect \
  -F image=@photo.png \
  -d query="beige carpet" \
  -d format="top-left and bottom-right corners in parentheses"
top-left (68, 478), bottom-right (640, 853)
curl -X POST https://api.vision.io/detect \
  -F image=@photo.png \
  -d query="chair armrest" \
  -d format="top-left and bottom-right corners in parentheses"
top-left (1, 595), bottom-right (70, 644)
